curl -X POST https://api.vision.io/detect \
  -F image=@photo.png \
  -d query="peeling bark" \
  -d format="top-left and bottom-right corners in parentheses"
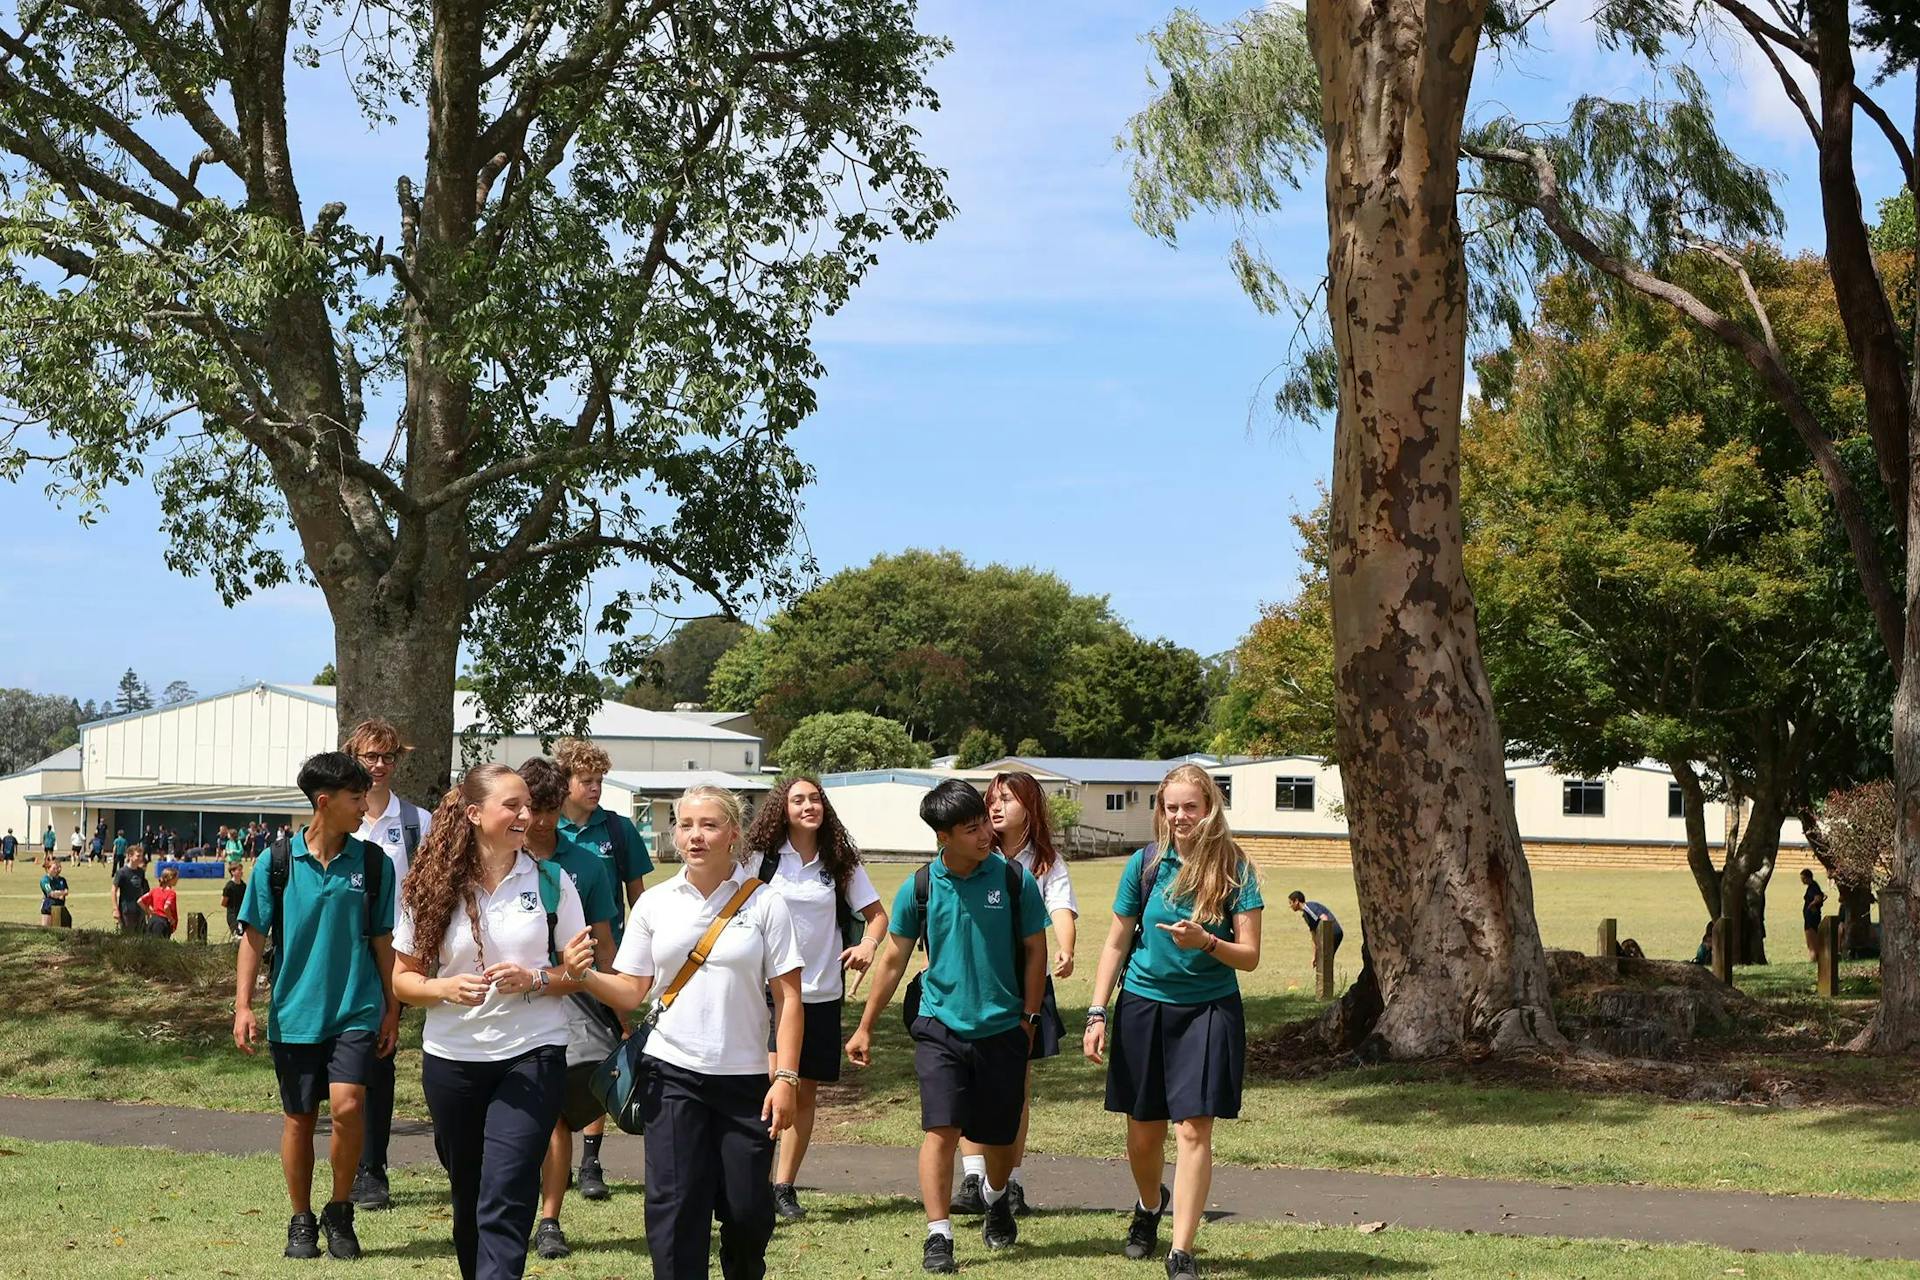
top-left (1305, 0), bottom-right (1561, 1057)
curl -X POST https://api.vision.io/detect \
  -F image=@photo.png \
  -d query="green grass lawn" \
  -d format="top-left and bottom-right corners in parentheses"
top-left (0, 1138), bottom-right (1906, 1279)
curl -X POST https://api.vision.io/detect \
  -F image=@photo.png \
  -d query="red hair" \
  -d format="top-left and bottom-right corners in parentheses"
top-left (988, 771), bottom-right (1059, 876)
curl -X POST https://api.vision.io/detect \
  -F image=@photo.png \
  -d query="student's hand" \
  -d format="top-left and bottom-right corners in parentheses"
top-left (763, 1078), bottom-right (796, 1137)
top-left (561, 929), bottom-right (597, 981)
top-left (439, 973), bottom-right (491, 1007)
top-left (377, 1002), bottom-right (400, 1058)
top-left (482, 962), bottom-right (536, 994)
top-left (233, 1006), bottom-right (260, 1055)
top-left (1082, 1020), bottom-right (1105, 1065)
top-left (838, 938), bottom-right (877, 992)
top-left (1157, 920), bottom-right (1211, 951)
top-left (1052, 947), bottom-right (1075, 979)
top-left (846, 1027), bottom-right (872, 1069)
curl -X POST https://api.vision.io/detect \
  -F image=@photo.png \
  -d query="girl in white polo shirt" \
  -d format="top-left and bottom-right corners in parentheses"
top-left (563, 783), bottom-right (804, 1280)
top-left (392, 764), bottom-right (587, 1280)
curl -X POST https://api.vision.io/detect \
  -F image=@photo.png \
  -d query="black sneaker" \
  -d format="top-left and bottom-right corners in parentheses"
top-left (949, 1172), bottom-right (986, 1216)
top-left (320, 1200), bottom-right (361, 1260)
top-left (1166, 1248), bottom-right (1199, 1280)
top-left (534, 1217), bottom-right (571, 1260)
top-left (982, 1192), bottom-right (1018, 1250)
top-left (578, 1158), bottom-right (611, 1201)
top-left (349, 1164), bottom-right (390, 1211)
top-left (1124, 1184), bottom-right (1170, 1261)
top-left (1007, 1179), bottom-right (1031, 1217)
top-left (773, 1182), bottom-right (807, 1221)
top-left (285, 1212), bottom-right (321, 1260)
top-left (922, 1231), bottom-right (958, 1274)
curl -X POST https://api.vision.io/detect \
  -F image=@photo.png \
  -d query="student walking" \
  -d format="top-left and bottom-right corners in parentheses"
top-left (951, 770), bottom-right (1075, 1218)
top-left (113, 848), bottom-right (150, 933)
top-left (517, 756), bottom-right (621, 1261)
top-left (3, 828), bottom-right (17, 871)
top-left (222, 861), bottom-right (248, 940)
top-left (111, 830), bottom-right (128, 873)
top-left (1083, 764), bottom-right (1264, 1280)
top-left (564, 783), bottom-right (805, 1280)
top-left (1802, 868), bottom-right (1828, 961)
top-left (232, 751), bottom-right (399, 1262)
top-left (847, 779), bottom-right (1049, 1275)
top-left (41, 824), bottom-right (55, 860)
top-left (551, 735), bottom-right (652, 1199)
top-left (392, 764), bottom-right (587, 1280)
top-left (343, 718), bottom-right (434, 1212)
top-left (745, 774), bottom-right (888, 1221)
top-left (140, 866), bottom-right (181, 937)
top-left (38, 856), bottom-right (69, 927)
top-left (1287, 892), bottom-right (1342, 970)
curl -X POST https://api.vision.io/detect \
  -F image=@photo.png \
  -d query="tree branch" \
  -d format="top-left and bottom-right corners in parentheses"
top-left (1685, 240), bottom-right (1781, 362)
top-left (64, 0), bottom-right (245, 170)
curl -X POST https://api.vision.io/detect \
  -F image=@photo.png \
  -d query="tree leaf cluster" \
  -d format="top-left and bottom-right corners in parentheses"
top-left (776, 709), bottom-right (933, 774)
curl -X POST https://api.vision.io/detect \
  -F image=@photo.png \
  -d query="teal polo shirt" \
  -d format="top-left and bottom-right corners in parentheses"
top-left (112, 836), bottom-right (128, 860)
top-left (542, 842), bottom-right (616, 929)
top-left (1115, 846), bottom-right (1264, 1006)
top-left (889, 851), bottom-right (1048, 1039)
top-left (557, 808), bottom-right (653, 936)
top-left (237, 832), bottom-right (395, 1044)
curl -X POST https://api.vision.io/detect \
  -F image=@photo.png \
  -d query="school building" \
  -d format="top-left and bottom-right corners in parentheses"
top-left (0, 681), bottom-right (765, 849)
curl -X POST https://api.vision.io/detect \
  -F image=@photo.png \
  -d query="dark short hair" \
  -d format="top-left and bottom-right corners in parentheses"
top-left (919, 779), bottom-right (987, 833)
top-left (1287, 890), bottom-right (1306, 904)
top-left (296, 751), bottom-right (373, 805)
top-left (518, 756), bottom-right (571, 813)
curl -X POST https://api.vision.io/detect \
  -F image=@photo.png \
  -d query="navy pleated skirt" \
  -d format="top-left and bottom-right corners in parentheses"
top-left (1104, 989), bottom-right (1245, 1122)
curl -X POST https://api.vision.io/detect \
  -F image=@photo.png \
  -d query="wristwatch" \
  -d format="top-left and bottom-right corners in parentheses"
top-left (1023, 1011), bottom-right (1042, 1031)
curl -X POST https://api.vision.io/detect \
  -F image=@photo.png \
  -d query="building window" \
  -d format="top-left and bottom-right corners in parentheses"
top-left (1213, 776), bottom-right (1233, 806)
top-left (1274, 777), bottom-right (1315, 811)
top-left (745, 750), bottom-right (754, 768)
top-left (1105, 792), bottom-right (1125, 813)
top-left (1563, 780), bottom-right (1605, 817)
top-left (1669, 783), bottom-right (1687, 819)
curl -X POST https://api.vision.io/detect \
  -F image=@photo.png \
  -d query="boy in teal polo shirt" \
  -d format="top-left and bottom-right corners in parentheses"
top-left (234, 752), bottom-right (398, 1263)
top-left (848, 780), bottom-right (1047, 1274)
top-left (553, 738), bottom-right (652, 931)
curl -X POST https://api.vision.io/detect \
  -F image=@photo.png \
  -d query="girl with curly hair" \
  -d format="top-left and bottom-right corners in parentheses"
top-left (743, 775), bottom-right (889, 1220)
top-left (391, 763), bottom-right (588, 1280)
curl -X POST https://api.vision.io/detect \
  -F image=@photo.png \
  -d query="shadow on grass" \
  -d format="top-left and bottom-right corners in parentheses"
top-left (1231, 1252), bottom-right (1428, 1277)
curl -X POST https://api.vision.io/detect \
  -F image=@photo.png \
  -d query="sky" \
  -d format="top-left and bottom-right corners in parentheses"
top-left (1, 1), bottom-right (1913, 707)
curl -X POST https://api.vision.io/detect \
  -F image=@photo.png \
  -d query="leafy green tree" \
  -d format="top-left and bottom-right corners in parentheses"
top-left (613, 616), bottom-right (754, 709)
top-left (1014, 737), bottom-right (1044, 757)
top-left (1046, 792), bottom-right (1083, 834)
top-left (1052, 634), bottom-right (1210, 759)
top-left (312, 664), bottom-right (337, 687)
top-left (160, 681), bottom-right (195, 705)
top-left (954, 728), bottom-right (1007, 770)
top-left (0, 690), bottom-right (83, 774)
top-left (0, 1), bottom-right (951, 803)
top-left (1213, 491), bottom-right (1335, 758)
top-left (776, 711), bottom-right (932, 774)
top-left (706, 629), bottom-right (771, 714)
top-left (114, 669), bottom-right (152, 716)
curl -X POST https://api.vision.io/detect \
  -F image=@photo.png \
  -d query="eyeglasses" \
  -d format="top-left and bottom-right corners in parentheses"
top-left (357, 752), bottom-right (399, 766)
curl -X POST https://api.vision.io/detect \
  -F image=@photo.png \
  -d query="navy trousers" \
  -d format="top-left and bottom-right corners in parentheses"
top-left (642, 1058), bottom-right (776, 1280)
top-left (360, 1045), bottom-right (395, 1171)
top-left (422, 1045), bottom-right (566, 1280)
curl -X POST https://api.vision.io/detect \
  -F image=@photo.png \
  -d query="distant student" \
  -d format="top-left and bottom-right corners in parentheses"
top-left (2, 828), bottom-right (17, 872)
top-left (113, 847), bottom-right (150, 933)
top-left (952, 770), bottom-right (1074, 1219)
top-left (518, 756), bottom-right (620, 1262)
top-left (38, 856), bottom-right (69, 927)
top-left (41, 824), bottom-right (55, 858)
top-left (392, 764), bottom-right (587, 1280)
top-left (552, 735), bottom-right (652, 1200)
top-left (1802, 868), bottom-right (1828, 961)
top-left (69, 826), bottom-right (82, 860)
top-left (89, 830), bottom-right (103, 863)
top-left (1083, 764), bottom-right (1263, 1280)
top-left (745, 774), bottom-right (888, 1221)
top-left (1287, 892), bottom-right (1342, 969)
top-left (222, 862), bottom-right (248, 940)
top-left (564, 783), bottom-right (803, 1280)
top-left (233, 751), bottom-right (399, 1262)
top-left (111, 829), bottom-right (128, 872)
top-left (140, 867), bottom-right (181, 938)
top-left (343, 717), bottom-right (434, 1212)
top-left (847, 779), bottom-right (1048, 1274)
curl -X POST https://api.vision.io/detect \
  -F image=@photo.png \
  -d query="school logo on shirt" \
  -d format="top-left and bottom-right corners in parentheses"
top-left (987, 889), bottom-right (1003, 907)
top-left (349, 872), bottom-right (365, 892)
top-left (599, 841), bottom-right (614, 856)
top-left (518, 891), bottom-right (540, 912)
top-left (385, 824), bottom-right (401, 845)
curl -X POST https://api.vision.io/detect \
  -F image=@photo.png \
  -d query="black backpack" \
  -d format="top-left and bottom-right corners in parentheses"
top-left (757, 849), bottom-right (865, 948)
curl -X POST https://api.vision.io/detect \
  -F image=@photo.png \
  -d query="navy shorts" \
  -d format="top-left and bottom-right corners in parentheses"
top-left (1105, 990), bottom-right (1246, 1122)
top-left (1029, 978), bottom-right (1066, 1060)
top-left (910, 1016), bottom-right (1029, 1146)
top-left (270, 1031), bottom-right (377, 1116)
top-left (767, 996), bottom-right (845, 1083)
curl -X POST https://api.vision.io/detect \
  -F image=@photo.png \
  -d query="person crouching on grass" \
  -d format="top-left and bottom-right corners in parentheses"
top-left (391, 764), bottom-right (588, 1280)
top-left (233, 751), bottom-right (400, 1262)
top-left (1082, 764), bottom-right (1263, 1280)
top-left (845, 779), bottom-right (1049, 1275)
top-left (562, 784), bottom-right (804, 1280)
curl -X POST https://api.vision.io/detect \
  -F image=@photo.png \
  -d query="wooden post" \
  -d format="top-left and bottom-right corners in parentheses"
top-left (1314, 920), bottom-right (1336, 1000)
top-left (1817, 917), bottom-right (1840, 997)
top-left (1711, 918), bottom-right (1733, 986)
top-left (1595, 918), bottom-right (1618, 958)
top-left (185, 912), bottom-right (208, 945)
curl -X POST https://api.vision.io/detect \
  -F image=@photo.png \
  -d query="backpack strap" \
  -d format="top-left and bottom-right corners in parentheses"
top-left (396, 797), bottom-right (424, 856)
top-left (359, 836), bottom-right (384, 943)
top-left (758, 850), bottom-right (780, 887)
top-left (268, 841), bottom-right (292, 976)
top-left (1005, 858), bottom-right (1027, 1001)
top-left (534, 858), bottom-right (565, 964)
top-left (658, 879), bottom-right (762, 1010)
top-left (913, 862), bottom-right (932, 955)
top-left (597, 807), bottom-right (631, 883)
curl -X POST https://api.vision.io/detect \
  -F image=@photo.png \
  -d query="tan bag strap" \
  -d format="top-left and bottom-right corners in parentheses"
top-left (657, 878), bottom-right (763, 1011)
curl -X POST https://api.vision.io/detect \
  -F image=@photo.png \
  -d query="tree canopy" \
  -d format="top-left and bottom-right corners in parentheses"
top-left (776, 710), bottom-right (931, 775)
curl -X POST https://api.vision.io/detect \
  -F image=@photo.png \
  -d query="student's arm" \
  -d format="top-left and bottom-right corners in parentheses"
top-left (371, 936), bottom-right (400, 1056)
top-left (560, 928), bottom-right (654, 1011)
top-left (1048, 908), bottom-right (1078, 978)
top-left (1021, 930), bottom-right (1047, 1037)
top-left (393, 948), bottom-right (491, 1009)
top-left (766, 967), bottom-right (803, 1136)
top-left (1160, 909), bottom-right (1264, 973)
top-left (1082, 912), bottom-right (1135, 1065)
top-left (233, 927), bottom-right (267, 1054)
top-left (839, 900), bottom-right (889, 994)
top-left (845, 933), bottom-right (915, 1068)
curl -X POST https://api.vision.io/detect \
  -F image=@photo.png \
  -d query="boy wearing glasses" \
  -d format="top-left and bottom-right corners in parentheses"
top-left (341, 718), bottom-right (433, 1211)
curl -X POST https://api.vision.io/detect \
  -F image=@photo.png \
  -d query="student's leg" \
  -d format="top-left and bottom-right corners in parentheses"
top-left (1125, 1118), bottom-right (1168, 1210)
top-left (1011, 1062), bottom-right (1033, 1171)
top-left (282, 1112), bottom-right (320, 1214)
top-left (360, 1047), bottom-right (396, 1179)
top-left (1805, 927), bottom-right (1820, 961)
top-left (773, 1079), bottom-right (818, 1185)
top-left (422, 1053), bottom-right (492, 1280)
top-left (540, 1120), bottom-right (572, 1222)
top-left (1168, 1117), bottom-right (1214, 1254)
top-left (918, 1126), bottom-right (962, 1222)
top-left (324, 1082), bottom-right (366, 1206)
top-left (712, 1072), bottom-right (778, 1280)
top-left (472, 1047), bottom-right (566, 1279)
top-left (644, 1061), bottom-right (722, 1280)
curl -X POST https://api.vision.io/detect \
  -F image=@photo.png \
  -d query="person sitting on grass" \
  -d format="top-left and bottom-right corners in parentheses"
top-left (233, 751), bottom-right (399, 1262)
top-left (140, 866), bottom-right (181, 938)
top-left (846, 779), bottom-right (1049, 1275)
top-left (38, 856), bottom-right (69, 928)
top-left (221, 861), bottom-right (248, 941)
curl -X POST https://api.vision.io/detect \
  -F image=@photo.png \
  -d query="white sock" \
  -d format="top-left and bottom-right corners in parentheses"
top-left (961, 1155), bottom-right (986, 1179)
top-left (1009, 1166), bottom-right (1024, 1186)
top-left (983, 1181), bottom-right (1006, 1205)
top-left (928, 1219), bottom-right (953, 1239)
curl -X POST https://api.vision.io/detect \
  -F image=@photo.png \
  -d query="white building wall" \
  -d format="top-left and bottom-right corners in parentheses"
top-left (0, 767), bottom-right (83, 852)
top-left (1211, 757), bottom-right (1347, 835)
top-left (824, 779), bottom-right (940, 856)
top-left (85, 686), bottom-right (335, 791)
top-left (495, 735), bottom-right (760, 775)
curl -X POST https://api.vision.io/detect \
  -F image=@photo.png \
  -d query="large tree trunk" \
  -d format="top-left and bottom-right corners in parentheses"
top-left (1669, 758), bottom-right (1719, 917)
top-left (1306, 0), bottom-right (1561, 1057)
top-left (1721, 788), bottom-right (1783, 965)
top-left (330, 585), bottom-right (467, 807)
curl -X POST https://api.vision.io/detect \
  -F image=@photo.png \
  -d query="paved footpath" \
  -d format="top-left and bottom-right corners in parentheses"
top-left (3, 1095), bottom-right (1917, 1262)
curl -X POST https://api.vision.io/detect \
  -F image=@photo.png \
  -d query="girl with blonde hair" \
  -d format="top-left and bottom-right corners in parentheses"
top-left (1082, 764), bottom-right (1264, 1280)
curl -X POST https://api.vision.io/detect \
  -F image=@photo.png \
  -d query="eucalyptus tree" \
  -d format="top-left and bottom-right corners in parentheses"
top-left (0, 0), bottom-right (950, 800)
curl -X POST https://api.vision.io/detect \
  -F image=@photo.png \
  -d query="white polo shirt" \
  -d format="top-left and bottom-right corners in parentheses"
top-left (356, 792), bottom-right (432, 885)
top-left (393, 852), bottom-right (586, 1062)
top-left (613, 867), bottom-right (802, 1076)
top-left (1012, 844), bottom-right (1078, 918)
top-left (761, 841), bottom-right (882, 1002)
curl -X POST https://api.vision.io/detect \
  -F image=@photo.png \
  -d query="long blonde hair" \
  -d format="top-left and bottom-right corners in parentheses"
top-left (1151, 763), bottom-right (1253, 926)
top-left (676, 784), bottom-right (746, 864)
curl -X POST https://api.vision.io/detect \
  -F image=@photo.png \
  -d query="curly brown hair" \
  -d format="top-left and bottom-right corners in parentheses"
top-left (743, 775), bottom-right (862, 890)
top-left (517, 756), bottom-right (570, 813)
top-left (402, 763), bottom-right (521, 971)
